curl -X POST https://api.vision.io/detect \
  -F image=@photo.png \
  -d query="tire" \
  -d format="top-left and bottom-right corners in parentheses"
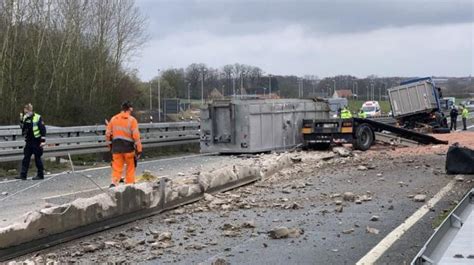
top-left (353, 124), bottom-right (374, 151)
top-left (309, 142), bottom-right (331, 150)
top-left (433, 127), bottom-right (450, 134)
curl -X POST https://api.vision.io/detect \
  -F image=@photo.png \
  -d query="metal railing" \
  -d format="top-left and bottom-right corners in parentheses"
top-left (0, 122), bottom-right (200, 162)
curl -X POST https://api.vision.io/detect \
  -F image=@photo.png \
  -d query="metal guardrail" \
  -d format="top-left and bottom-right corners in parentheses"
top-left (0, 122), bottom-right (200, 162)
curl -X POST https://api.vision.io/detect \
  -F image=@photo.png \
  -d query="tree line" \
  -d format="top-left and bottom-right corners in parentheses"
top-left (0, 0), bottom-right (146, 126)
top-left (136, 65), bottom-right (473, 111)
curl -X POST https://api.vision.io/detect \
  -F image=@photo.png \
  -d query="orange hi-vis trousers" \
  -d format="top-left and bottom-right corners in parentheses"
top-left (112, 152), bottom-right (136, 184)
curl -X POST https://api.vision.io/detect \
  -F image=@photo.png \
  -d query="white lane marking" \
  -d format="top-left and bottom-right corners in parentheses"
top-left (0, 153), bottom-right (215, 185)
top-left (42, 186), bottom-right (109, 200)
top-left (456, 124), bottom-right (474, 131)
top-left (356, 180), bottom-right (456, 265)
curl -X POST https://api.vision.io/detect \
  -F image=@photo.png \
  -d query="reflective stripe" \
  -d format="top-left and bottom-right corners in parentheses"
top-left (112, 125), bottom-right (132, 134)
top-left (112, 135), bottom-right (134, 142)
top-left (32, 114), bottom-right (41, 138)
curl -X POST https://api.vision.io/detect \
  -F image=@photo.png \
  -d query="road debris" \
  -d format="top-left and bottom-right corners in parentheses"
top-left (414, 194), bottom-right (427, 202)
top-left (268, 227), bottom-right (302, 239)
top-left (366, 226), bottom-right (380, 235)
top-left (333, 147), bottom-right (352, 157)
top-left (370, 216), bottom-right (380, 221)
top-left (343, 192), bottom-right (356, 202)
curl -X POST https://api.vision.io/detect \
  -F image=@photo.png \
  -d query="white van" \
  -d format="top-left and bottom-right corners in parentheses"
top-left (361, 101), bottom-right (382, 117)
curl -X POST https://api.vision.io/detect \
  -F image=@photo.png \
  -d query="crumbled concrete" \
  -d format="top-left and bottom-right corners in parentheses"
top-left (414, 194), bottom-right (427, 202)
top-left (333, 147), bottom-right (352, 157)
top-left (343, 192), bottom-right (355, 202)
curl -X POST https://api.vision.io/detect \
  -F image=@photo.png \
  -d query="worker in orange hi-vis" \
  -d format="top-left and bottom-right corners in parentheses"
top-left (106, 101), bottom-right (142, 187)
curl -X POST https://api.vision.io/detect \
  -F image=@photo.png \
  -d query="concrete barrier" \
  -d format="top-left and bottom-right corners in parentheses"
top-left (0, 152), bottom-right (334, 258)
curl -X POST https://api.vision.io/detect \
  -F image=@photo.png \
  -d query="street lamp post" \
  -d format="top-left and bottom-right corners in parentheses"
top-left (201, 71), bottom-right (204, 105)
top-left (269, 74), bottom-right (272, 96)
top-left (157, 69), bottom-right (161, 122)
top-left (332, 79), bottom-right (336, 97)
top-left (232, 74), bottom-right (236, 96)
top-left (240, 73), bottom-right (244, 96)
top-left (187, 83), bottom-right (191, 110)
top-left (149, 82), bottom-right (152, 111)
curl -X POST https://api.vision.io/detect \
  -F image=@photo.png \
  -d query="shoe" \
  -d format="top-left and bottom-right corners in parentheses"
top-left (109, 183), bottom-right (116, 188)
top-left (15, 176), bottom-right (26, 180)
top-left (32, 176), bottom-right (44, 180)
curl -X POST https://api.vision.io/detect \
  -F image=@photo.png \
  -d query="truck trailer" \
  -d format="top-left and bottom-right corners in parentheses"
top-left (388, 77), bottom-right (448, 130)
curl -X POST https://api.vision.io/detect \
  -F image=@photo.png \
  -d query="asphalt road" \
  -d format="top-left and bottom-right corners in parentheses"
top-left (6, 148), bottom-right (473, 265)
top-left (0, 153), bottom-right (244, 226)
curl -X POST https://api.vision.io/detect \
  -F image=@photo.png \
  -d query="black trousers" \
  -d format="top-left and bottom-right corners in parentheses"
top-left (21, 142), bottom-right (44, 178)
top-left (463, 117), bottom-right (467, 130)
top-left (450, 117), bottom-right (457, 131)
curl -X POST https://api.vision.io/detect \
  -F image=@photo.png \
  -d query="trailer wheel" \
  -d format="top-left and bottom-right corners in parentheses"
top-left (353, 124), bottom-right (374, 151)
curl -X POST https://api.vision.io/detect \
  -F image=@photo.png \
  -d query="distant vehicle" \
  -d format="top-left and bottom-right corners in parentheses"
top-left (440, 97), bottom-right (455, 110)
top-left (327, 98), bottom-right (348, 118)
top-left (462, 99), bottom-right (474, 111)
top-left (361, 101), bottom-right (381, 117)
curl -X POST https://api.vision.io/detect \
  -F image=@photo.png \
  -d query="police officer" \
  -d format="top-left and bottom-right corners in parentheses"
top-left (340, 106), bottom-right (352, 119)
top-left (449, 106), bottom-right (458, 131)
top-left (461, 105), bottom-right (469, 131)
top-left (16, 104), bottom-right (46, 180)
top-left (358, 108), bottom-right (367, 118)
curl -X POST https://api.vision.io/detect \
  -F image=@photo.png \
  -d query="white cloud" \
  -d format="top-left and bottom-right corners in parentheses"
top-left (130, 22), bottom-right (473, 80)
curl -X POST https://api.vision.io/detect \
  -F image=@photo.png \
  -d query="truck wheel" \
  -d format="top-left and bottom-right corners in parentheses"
top-left (353, 124), bottom-right (374, 151)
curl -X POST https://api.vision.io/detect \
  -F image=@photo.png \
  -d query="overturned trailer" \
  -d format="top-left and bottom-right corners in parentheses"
top-left (200, 98), bottom-right (330, 153)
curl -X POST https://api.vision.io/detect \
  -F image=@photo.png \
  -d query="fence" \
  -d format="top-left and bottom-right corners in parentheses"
top-left (0, 122), bottom-right (200, 162)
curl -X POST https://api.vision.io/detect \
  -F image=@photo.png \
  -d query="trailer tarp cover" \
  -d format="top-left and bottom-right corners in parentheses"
top-left (446, 144), bottom-right (474, 174)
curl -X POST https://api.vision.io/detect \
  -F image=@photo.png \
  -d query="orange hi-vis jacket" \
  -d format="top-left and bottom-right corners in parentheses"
top-left (106, 112), bottom-right (142, 154)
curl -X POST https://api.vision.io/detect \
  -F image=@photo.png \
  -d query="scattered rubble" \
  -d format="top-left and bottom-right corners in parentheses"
top-left (342, 228), bottom-right (355, 234)
top-left (268, 227), bottom-right (302, 239)
top-left (366, 226), bottom-right (380, 235)
top-left (333, 147), bottom-right (352, 157)
top-left (370, 216), bottom-right (380, 222)
top-left (212, 258), bottom-right (230, 265)
top-left (454, 175), bottom-right (465, 182)
top-left (343, 192), bottom-right (356, 202)
top-left (414, 194), bottom-right (427, 202)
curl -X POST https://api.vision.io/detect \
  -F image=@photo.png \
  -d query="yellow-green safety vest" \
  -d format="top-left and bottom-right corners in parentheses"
top-left (462, 108), bottom-right (469, 118)
top-left (341, 109), bottom-right (352, 119)
top-left (23, 113), bottom-right (42, 138)
top-left (359, 111), bottom-right (367, 118)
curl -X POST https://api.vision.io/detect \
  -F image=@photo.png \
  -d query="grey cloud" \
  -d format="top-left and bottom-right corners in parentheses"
top-left (139, 0), bottom-right (473, 38)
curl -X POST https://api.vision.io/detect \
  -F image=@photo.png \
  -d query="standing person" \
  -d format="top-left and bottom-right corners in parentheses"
top-left (106, 101), bottom-right (142, 187)
top-left (461, 105), bottom-right (469, 131)
top-left (449, 106), bottom-right (458, 131)
top-left (16, 104), bottom-right (46, 180)
top-left (340, 106), bottom-right (352, 119)
top-left (358, 108), bottom-right (367, 118)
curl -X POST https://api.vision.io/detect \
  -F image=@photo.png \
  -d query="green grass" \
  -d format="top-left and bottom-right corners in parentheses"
top-left (432, 206), bottom-right (455, 229)
top-left (348, 100), bottom-right (391, 114)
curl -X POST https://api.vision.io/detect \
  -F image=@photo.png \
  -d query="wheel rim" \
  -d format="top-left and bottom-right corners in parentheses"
top-left (361, 131), bottom-right (369, 145)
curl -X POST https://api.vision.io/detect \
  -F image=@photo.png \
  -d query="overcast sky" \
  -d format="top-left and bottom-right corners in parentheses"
top-left (132, 0), bottom-right (473, 81)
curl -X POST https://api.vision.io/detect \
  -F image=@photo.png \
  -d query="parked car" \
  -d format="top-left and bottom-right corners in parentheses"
top-left (361, 101), bottom-right (381, 117)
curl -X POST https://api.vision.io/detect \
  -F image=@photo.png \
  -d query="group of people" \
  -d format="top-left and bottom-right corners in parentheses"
top-left (449, 105), bottom-right (470, 131)
top-left (337, 106), bottom-right (366, 119)
top-left (16, 101), bottom-right (142, 187)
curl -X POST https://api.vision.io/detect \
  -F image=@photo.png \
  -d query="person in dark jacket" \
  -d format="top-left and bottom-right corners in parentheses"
top-left (16, 103), bottom-right (46, 180)
top-left (449, 106), bottom-right (459, 131)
